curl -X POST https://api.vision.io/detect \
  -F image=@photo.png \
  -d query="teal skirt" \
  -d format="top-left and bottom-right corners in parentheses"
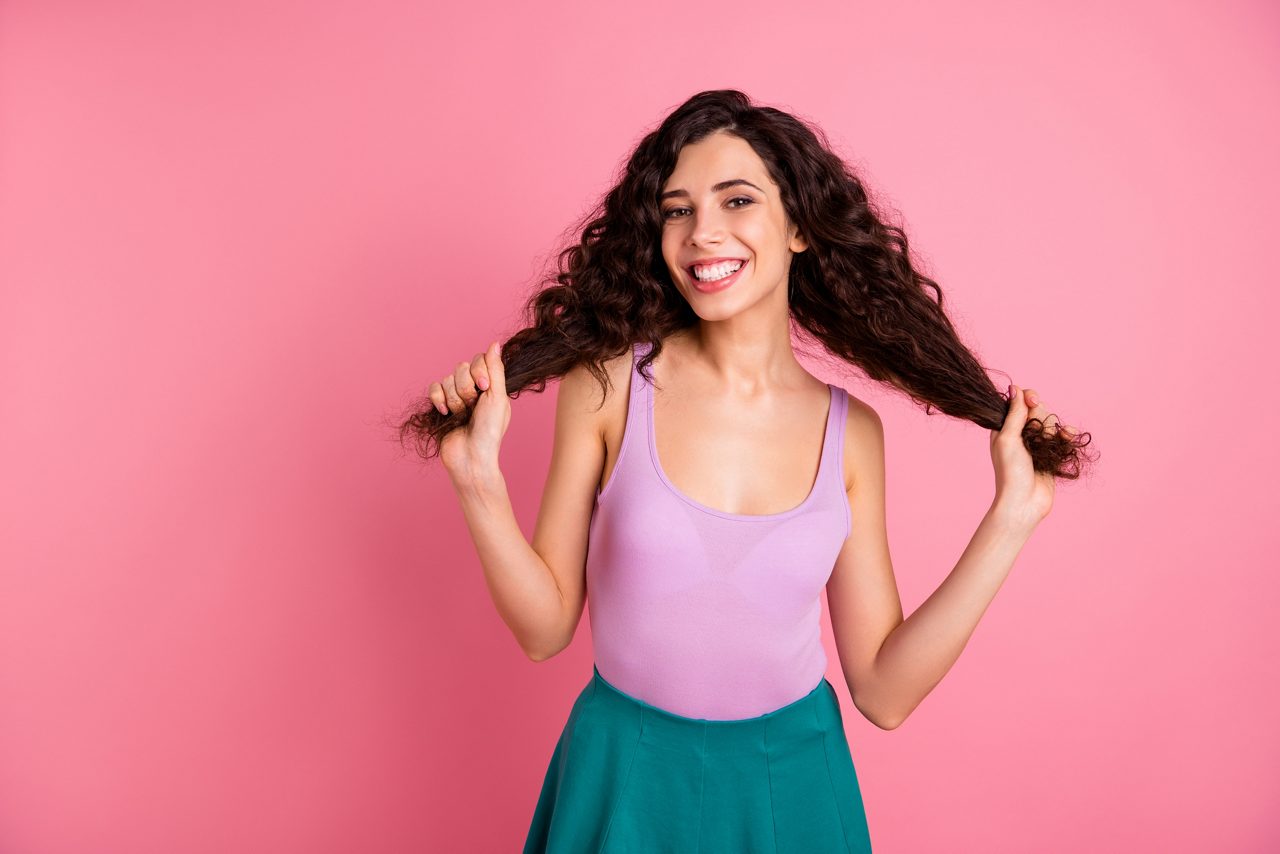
top-left (523, 665), bottom-right (872, 853)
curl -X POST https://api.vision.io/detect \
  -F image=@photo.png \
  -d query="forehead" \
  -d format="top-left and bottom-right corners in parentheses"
top-left (661, 133), bottom-right (772, 193)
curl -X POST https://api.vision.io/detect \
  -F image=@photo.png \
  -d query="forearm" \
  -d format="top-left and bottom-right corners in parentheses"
top-left (451, 465), bottom-right (565, 660)
top-left (862, 502), bottom-right (1036, 728)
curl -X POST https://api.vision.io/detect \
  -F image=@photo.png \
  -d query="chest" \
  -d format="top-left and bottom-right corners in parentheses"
top-left (651, 387), bottom-right (836, 517)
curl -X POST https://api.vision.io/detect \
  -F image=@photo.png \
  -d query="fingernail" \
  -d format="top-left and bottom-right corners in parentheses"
top-left (478, 378), bottom-right (489, 390)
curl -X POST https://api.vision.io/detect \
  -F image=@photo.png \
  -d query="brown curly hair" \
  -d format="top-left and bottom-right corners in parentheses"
top-left (397, 89), bottom-right (1095, 480)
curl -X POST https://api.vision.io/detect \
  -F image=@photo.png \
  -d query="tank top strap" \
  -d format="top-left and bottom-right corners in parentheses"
top-left (625, 340), bottom-right (652, 441)
top-left (826, 383), bottom-right (852, 536)
top-left (596, 341), bottom-right (651, 503)
top-left (826, 384), bottom-right (849, 478)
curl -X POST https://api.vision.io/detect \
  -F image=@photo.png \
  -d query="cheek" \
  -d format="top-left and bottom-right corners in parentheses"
top-left (661, 235), bottom-right (680, 268)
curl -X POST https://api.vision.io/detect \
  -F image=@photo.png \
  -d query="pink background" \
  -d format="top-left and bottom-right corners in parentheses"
top-left (2, 1), bottom-right (1277, 851)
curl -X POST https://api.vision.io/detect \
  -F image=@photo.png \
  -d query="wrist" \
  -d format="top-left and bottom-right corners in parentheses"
top-left (987, 498), bottom-right (1039, 537)
top-left (452, 461), bottom-right (506, 500)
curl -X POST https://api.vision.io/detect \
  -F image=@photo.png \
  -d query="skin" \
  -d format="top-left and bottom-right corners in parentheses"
top-left (431, 130), bottom-right (1067, 729)
top-left (642, 131), bottom-right (830, 516)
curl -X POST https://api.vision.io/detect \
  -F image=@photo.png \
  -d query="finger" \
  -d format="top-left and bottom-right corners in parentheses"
top-left (1001, 383), bottom-right (1028, 437)
top-left (471, 351), bottom-right (491, 392)
top-left (453, 359), bottom-right (479, 406)
top-left (484, 339), bottom-right (506, 398)
top-left (1024, 389), bottom-right (1051, 417)
top-left (1022, 387), bottom-right (1051, 427)
top-left (443, 375), bottom-right (465, 412)
top-left (428, 381), bottom-right (448, 415)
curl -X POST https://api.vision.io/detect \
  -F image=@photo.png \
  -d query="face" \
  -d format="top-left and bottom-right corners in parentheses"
top-left (658, 131), bottom-right (808, 320)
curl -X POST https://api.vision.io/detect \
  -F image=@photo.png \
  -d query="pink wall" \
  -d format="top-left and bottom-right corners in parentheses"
top-left (2, 1), bottom-right (1277, 851)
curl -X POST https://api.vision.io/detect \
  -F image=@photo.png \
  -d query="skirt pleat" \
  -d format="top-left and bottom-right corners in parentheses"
top-left (522, 665), bottom-right (872, 853)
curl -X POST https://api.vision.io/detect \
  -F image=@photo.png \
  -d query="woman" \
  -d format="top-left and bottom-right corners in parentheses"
top-left (401, 89), bottom-right (1093, 852)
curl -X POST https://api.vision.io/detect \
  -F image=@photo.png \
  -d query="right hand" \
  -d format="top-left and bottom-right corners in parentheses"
top-left (430, 340), bottom-right (510, 482)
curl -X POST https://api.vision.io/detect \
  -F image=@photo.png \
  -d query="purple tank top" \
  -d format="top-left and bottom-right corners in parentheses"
top-left (584, 341), bottom-right (852, 720)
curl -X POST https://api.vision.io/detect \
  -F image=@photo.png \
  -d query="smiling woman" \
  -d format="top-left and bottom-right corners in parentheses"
top-left (398, 88), bottom-right (1096, 852)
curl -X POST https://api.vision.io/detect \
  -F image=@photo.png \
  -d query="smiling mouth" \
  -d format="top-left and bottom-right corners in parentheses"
top-left (685, 259), bottom-right (747, 278)
top-left (687, 259), bottom-right (748, 292)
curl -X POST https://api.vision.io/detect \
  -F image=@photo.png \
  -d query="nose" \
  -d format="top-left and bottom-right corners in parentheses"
top-left (687, 208), bottom-right (727, 247)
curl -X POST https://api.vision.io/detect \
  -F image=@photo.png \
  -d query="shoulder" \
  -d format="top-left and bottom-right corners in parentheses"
top-left (837, 388), bottom-right (885, 494)
top-left (558, 348), bottom-right (635, 437)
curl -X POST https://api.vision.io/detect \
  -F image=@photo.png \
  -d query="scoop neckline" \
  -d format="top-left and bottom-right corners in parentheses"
top-left (644, 356), bottom-right (837, 522)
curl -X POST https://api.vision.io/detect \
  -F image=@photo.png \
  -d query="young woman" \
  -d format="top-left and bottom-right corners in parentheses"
top-left (402, 89), bottom-right (1093, 852)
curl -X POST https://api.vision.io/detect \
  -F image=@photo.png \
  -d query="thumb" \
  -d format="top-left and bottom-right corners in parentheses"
top-left (1001, 383), bottom-right (1028, 436)
top-left (484, 339), bottom-right (506, 398)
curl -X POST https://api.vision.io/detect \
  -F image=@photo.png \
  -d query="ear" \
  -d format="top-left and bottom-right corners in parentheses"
top-left (789, 225), bottom-right (809, 254)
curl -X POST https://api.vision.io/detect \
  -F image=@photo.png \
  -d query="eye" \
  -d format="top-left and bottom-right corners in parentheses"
top-left (661, 196), bottom-right (755, 219)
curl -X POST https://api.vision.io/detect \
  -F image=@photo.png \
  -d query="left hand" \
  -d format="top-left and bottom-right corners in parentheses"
top-left (989, 385), bottom-right (1065, 530)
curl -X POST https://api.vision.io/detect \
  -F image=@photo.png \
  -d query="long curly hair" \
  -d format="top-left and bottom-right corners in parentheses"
top-left (398, 89), bottom-right (1094, 480)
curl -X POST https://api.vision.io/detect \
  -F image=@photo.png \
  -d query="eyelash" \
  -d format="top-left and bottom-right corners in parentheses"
top-left (661, 196), bottom-right (755, 219)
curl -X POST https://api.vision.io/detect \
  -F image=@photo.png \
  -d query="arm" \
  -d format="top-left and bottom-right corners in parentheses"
top-left (450, 359), bottom-right (615, 662)
top-left (826, 398), bottom-right (1036, 730)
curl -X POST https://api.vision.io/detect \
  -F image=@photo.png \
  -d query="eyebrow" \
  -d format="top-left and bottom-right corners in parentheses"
top-left (658, 179), bottom-right (765, 202)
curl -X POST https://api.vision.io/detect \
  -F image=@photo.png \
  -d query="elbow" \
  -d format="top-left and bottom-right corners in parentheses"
top-left (525, 600), bottom-right (577, 663)
top-left (872, 711), bottom-right (905, 731)
top-left (523, 636), bottom-right (568, 663)
top-left (854, 695), bottom-right (906, 731)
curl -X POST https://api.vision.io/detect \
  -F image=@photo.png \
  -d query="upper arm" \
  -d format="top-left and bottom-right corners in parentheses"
top-left (529, 354), bottom-right (627, 657)
top-left (826, 396), bottom-right (905, 728)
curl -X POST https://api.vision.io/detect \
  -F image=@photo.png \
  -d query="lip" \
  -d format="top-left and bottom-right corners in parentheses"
top-left (688, 258), bottom-right (748, 293)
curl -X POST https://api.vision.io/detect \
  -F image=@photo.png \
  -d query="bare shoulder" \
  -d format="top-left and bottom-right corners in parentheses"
top-left (840, 390), bottom-right (886, 494)
top-left (558, 348), bottom-right (635, 439)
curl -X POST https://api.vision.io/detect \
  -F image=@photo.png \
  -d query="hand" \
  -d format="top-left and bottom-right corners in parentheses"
top-left (989, 384), bottom-right (1071, 530)
top-left (429, 340), bottom-right (510, 483)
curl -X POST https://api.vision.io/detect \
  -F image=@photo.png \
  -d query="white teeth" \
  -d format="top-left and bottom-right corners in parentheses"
top-left (693, 260), bottom-right (744, 281)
